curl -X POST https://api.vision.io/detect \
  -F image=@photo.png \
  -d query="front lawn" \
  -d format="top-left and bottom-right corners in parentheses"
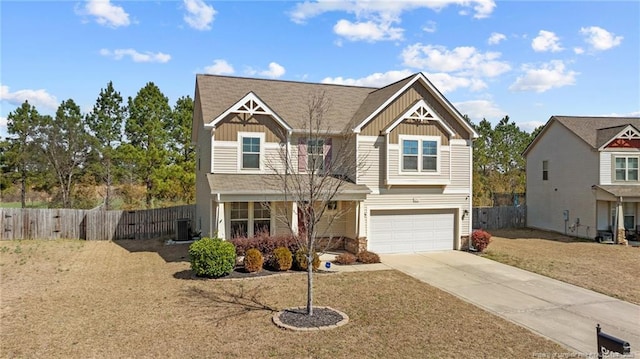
top-left (483, 228), bottom-right (640, 304)
top-left (0, 239), bottom-right (565, 358)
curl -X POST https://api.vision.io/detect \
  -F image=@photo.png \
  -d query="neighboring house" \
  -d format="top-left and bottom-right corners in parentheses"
top-left (191, 73), bottom-right (478, 254)
top-left (524, 116), bottom-right (640, 243)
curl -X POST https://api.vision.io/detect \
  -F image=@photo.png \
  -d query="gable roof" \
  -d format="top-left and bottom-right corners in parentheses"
top-left (523, 115), bottom-right (640, 156)
top-left (195, 74), bottom-right (374, 132)
top-left (194, 72), bottom-right (477, 137)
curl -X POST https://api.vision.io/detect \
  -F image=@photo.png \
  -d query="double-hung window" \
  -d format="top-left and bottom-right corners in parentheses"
top-left (253, 203), bottom-right (271, 235)
top-left (307, 139), bottom-right (324, 171)
top-left (230, 202), bottom-right (249, 238)
top-left (401, 137), bottom-right (439, 173)
top-left (615, 156), bottom-right (639, 181)
top-left (229, 202), bottom-right (271, 238)
top-left (542, 160), bottom-right (549, 181)
top-left (242, 137), bottom-right (261, 169)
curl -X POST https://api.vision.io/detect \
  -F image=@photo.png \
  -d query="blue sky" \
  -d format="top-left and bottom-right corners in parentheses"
top-left (1, 0), bottom-right (639, 138)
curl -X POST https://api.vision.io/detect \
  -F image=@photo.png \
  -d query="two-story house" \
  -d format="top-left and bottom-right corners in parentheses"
top-left (192, 73), bottom-right (478, 253)
top-left (524, 116), bottom-right (640, 243)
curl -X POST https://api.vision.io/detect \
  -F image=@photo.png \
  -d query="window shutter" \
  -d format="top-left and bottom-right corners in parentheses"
top-left (298, 137), bottom-right (307, 172)
top-left (323, 137), bottom-right (332, 173)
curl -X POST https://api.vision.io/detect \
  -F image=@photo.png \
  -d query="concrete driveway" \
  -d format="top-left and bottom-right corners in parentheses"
top-left (380, 251), bottom-right (639, 355)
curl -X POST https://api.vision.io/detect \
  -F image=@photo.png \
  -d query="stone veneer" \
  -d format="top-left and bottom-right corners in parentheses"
top-left (344, 237), bottom-right (367, 254)
top-left (616, 229), bottom-right (628, 245)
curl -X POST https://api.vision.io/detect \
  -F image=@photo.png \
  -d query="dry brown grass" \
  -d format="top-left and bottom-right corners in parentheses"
top-left (1, 239), bottom-right (565, 358)
top-left (483, 228), bottom-right (640, 304)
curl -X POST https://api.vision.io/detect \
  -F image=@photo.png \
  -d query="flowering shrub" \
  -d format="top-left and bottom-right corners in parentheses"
top-left (471, 229), bottom-right (493, 252)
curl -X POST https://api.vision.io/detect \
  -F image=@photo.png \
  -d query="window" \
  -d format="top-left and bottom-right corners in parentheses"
top-left (401, 137), bottom-right (439, 173)
top-left (327, 201), bottom-right (338, 211)
top-left (402, 140), bottom-right (419, 171)
top-left (253, 203), bottom-right (271, 235)
top-left (230, 202), bottom-right (249, 238)
top-left (542, 160), bottom-right (549, 181)
top-left (422, 140), bottom-right (437, 171)
top-left (307, 139), bottom-right (324, 171)
top-left (242, 137), bottom-right (260, 169)
top-left (615, 157), bottom-right (639, 181)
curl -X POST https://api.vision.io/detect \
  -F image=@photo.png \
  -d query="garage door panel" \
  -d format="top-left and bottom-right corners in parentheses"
top-left (369, 211), bottom-right (454, 253)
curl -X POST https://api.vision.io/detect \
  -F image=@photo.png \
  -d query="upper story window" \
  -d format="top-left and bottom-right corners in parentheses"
top-left (307, 139), bottom-right (324, 171)
top-left (542, 160), bottom-right (549, 181)
top-left (239, 133), bottom-right (264, 170)
top-left (615, 156), bottom-right (639, 182)
top-left (401, 136), bottom-right (440, 173)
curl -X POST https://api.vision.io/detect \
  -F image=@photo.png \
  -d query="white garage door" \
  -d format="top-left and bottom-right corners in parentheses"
top-left (369, 210), bottom-right (454, 253)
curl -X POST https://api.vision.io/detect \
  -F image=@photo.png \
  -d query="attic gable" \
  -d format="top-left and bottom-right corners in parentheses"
top-left (600, 124), bottom-right (640, 150)
top-left (205, 92), bottom-right (292, 134)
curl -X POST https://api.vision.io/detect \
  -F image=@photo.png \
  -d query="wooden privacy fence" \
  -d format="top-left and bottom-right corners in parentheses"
top-left (0, 205), bottom-right (195, 241)
top-left (473, 206), bottom-right (527, 230)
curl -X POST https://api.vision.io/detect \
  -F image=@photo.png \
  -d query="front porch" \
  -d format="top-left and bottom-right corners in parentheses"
top-left (594, 185), bottom-right (640, 244)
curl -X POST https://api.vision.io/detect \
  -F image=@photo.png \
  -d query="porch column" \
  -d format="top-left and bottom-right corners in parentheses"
top-left (217, 202), bottom-right (226, 239)
top-left (291, 202), bottom-right (298, 234)
top-left (356, 202), bottom-right (366, 238)
top-left (615, 200), bottom-right (627, 245)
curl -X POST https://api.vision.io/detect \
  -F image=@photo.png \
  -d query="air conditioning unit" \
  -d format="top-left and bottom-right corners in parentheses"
top-left (175, 218), bottom-right (191, 241)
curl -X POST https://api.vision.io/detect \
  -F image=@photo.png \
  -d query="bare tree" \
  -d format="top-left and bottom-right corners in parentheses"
top-left (265, 91), bottom-right (364, 316)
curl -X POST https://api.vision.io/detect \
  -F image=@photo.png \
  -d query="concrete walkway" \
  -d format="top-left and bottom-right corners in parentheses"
top-left (369, 251), bottom-right (640, 355)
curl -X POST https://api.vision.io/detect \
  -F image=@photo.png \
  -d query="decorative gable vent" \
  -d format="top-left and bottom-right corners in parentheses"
top-left (619, 128), bottom-right (640, 140)
top-left (406, 106), bottom-right (434, 123)
top-left (238, 99), bottom-right (268, 116)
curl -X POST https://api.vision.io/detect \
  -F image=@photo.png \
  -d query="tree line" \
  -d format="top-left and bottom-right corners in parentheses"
top-left (0, 80), bottom-right (540, 210)
top-left (0, 82), bottom-right (195, 209)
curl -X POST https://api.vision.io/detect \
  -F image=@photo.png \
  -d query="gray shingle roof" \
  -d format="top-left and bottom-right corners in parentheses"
top-left (594, 185), bottom-right (640, 198)
top-left (195, 74), bottom-right (378, 132)
top-left (553, 116), bottom-right (640, 148)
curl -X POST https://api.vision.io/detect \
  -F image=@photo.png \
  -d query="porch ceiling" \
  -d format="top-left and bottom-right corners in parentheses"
top-left (206, 173), bottom-right (371, 200)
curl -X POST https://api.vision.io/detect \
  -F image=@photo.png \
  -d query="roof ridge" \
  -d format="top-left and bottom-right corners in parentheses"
top-left (196, 73), bottom-right (379, 90)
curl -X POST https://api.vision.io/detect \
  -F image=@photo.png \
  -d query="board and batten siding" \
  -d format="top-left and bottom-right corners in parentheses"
top-left (359, 82), bottom-right (471, 139)
top-left (214, 114), bottom-right (286, 143)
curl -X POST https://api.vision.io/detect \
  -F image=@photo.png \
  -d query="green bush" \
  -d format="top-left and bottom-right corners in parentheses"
top-left (293, 248), bottom-right (320, 271)
top-left (269, 246), bottom-right (293, 271)
top-left (334, 252), bottom-right (356, 265)
top-left (356, 250), bottom-right (380, 264)
top-left (188, 237), bottom-right (236, 278)
top-left (471, 229), bottom-right (493, 252)
top-left (243, 248), bottom-right (264, 273)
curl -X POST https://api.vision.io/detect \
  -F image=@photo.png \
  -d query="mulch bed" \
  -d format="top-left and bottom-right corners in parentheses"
top-left (278, 307), bottom-right (345, 328)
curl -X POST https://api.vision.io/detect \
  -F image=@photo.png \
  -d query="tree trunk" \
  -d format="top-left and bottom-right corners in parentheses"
top-left (20, 170), bottom-right (26, 208)
top-left (105, 160), bottom-right (112, 210)
top-left (307, 254), bottom-right (314, 316)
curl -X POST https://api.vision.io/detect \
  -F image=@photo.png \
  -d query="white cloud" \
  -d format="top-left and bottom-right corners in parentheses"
top-left (531, 30), bottom-right (563, 52)
top-left (488, 32), bottom-right (506, 45)
top-left (289, 0), bottom-right (495, 42)
top-left (0, 116), bottom-right (7, 127)
top-left (602, 111), bottom-right (640, 117)
top-left (246, 62), bottom-right (286, 79)
top-left (290, 0), bottom-right (496, 24)
top-left (321, 70), bottom-right (413, 87)
top-left (518, 120), bottom-right (547, 133)
top-left (422, 21), bottom-right (436, 33)
top-left (183, 0), bottom-right (216, 31)
top-left (333, 19), bottom-right (403, 42)
top-left (100, 48), bottom-right (171, 63)
top-left (573, 47), bottom-right (585, 55)
top-left (0, 84), bottom-right (59, 110)
top-left (453, 99), bottom-right (505, 122)
top-left (80, 0), bottom-right (130, 28)
top-left (509, 60), bottom-right (578, 93)
top-left (401, 43), bottom-right (510, 77)
top-left (426, 73), bottom-right (487, 93)
top-left (204, 59), bottom-right (234, 75)
top-left (580, 26), bottom-right (623, 51)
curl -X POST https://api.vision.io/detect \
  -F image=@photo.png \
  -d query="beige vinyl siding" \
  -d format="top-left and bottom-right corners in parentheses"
top-left (360, 82), bottom-right (470, 139)
top-left (264, 143), bottom-right (286, 174)
top-left (316, 206), bottom-right (348, 238)
top-left (387, 144), bottom-right (450, 184)
top-left (448, 141), bottom-right (471, 192)
top-left (389, 122), bottom-right (449, 145)
top-left (526, 121), bottom-right (599, 238)
top-left (342, 201), bottom-right (357, 239)
top-left (600, 152), bottom-right (612, 185)
top-left (212, 142), bottom-right (238, 173)
top-left (215, 114), bottom-right (286, 142)
top-left (357, 136), bottom-right (383, 189)
top-left (273, 202), bottom-right (293, 236)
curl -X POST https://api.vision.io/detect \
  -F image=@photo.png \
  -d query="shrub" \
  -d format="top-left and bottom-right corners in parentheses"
top-left (230, 234), bottom-right (299, 257)
top-left (269, 246), bottom-right (293, 271)
top-left (356, 250), bottom-right (380, 264)
top-left (188, 237), bottom-right (236, 278)
top-left (243, 248), bottom-right (264, 273)
top-left (471, 229), bottom-right (493, 252)
top-left (293, 248), bottom-right (320, 271)
top-left (334, 252), bottom-right (356, 265)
